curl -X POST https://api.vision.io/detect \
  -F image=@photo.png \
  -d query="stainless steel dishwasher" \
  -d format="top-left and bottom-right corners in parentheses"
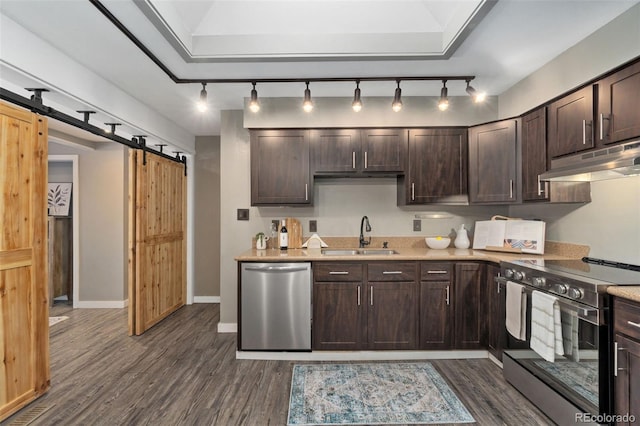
top-left (240, 262), bottom-right (311, 351)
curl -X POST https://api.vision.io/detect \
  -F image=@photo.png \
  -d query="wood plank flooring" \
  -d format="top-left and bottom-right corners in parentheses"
top-left (4, 303), bottom-right (552, 425)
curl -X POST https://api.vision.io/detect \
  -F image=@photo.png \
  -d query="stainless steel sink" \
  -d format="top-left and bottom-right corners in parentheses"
top-left (321, 248), bottom-right (397, 256)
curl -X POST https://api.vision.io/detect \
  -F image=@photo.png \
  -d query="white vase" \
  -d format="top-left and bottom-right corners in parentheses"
top-left (454, 224), bottom-right (470, 249)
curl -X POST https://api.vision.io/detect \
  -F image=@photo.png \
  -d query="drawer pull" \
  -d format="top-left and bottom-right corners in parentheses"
top-left (329, 271), bottom-right (349, 275)
top-left (628, 320), bottom-right (640, 329)
top-left (427, 270), bottom-right (448, 274)
top-left (382, 271), bottom-right (403, 275)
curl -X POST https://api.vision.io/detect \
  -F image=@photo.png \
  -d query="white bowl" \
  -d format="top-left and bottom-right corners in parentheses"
top-left (425, 236), bottom-right (451, 250)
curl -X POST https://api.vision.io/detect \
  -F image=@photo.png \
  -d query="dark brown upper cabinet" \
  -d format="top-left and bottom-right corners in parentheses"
top-left (521, 107), bottom-right (549, 201)
top-left (311, 128), bottom-right (407, 176)
top-left (597, 60), bottom-right (640, 146)
top-left (548, 85), bottom-right (595, 158)
top-left (398, 128), bottom-right (468, 205)
top-left (250, 129), bottom-right (312, 206)
top-left (468, 119), bottom-right (520, 204)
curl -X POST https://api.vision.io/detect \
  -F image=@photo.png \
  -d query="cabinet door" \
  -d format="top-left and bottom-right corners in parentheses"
top-left (486, 264), bottom-right (506, 360)
top-left (419, 281), bottom-right (453, 349)
top-left (367, 282), bottom-right (417, 350)
top-left (521, 107), bottom-right (549, 201)
top-left (614, 334), bottom-right (640, 425)
top-left (313, 282), bottom-right (366, 350)
top-left (548, 86), bottom-right (594, 158)
top-left (310, 129), bottom-right (361, 174)
top-left (598, 60), bottom-right (640, 146)
top-left (405, 128), bottom-right (468, 204)
top-left (454, 263), bottom-right (486, 349)
top-left (468, 120), bottom-right (518, 204)
top-left (250, 130), bottom-right (311, 205)
top-left (360, 128), bottom-right (407, 173)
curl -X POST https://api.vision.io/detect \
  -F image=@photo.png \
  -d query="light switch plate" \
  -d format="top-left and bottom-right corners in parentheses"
top-left (413, 219), bottom-right (421, 232)
top-left (237, 208), bottom-right (249, 221)
top-left (309, 220), bottom-right (317, 233)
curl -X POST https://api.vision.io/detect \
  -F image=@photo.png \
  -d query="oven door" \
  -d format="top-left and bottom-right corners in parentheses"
top-left (501, 281), bottom-right (610, 421)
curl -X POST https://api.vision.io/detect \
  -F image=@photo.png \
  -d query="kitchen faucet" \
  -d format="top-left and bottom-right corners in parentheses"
top-left (359, 216), bottom-right (371, 248)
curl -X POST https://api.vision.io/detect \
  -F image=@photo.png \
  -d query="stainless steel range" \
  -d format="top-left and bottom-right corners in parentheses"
top-left (499, 257), bottom-right (640, 426)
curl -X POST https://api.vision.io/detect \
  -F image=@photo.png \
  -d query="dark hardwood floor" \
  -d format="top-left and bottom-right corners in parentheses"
top-left (5, 303), bottom-right (552, 426)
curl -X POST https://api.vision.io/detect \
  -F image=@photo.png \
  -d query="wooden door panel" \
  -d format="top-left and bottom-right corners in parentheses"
top-left (0, 102), bottom-right (49, 421)
top-left (130, 151), bottom-right (186, 335)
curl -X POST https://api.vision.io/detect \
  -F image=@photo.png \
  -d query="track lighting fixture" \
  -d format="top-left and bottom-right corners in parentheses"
top-left (465, 80), bottom-right (486, 103)
top-left (438, 80), bottom-right (449, 111)
top-left (104, 122), bottom-right (121, 134)
top-left (392, 80), bottom-right (403, 112)
top-left (352, 81), bottom-right (362, 112)
top-left (249, 82), bottom-right (260, 113)
top-left (197, 82), bottom-right (208, 112)
top-left (77, 110), bottom-right (96, 124)
top-left (302, 82), bottom-right (314, 113)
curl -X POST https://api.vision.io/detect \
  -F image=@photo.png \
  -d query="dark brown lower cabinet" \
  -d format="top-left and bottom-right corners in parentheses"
top-left (454, 262), bottom-right (486, 349)
top-left (613, 298), bottom-right (640, 425)
top-left (486, 263), bottom-right (506, 360)
top-left (313, 282), bottom-right (366, 350)
top-left (419, 262), bottom-right (453, 349)
top-left (368, 282), bottom-right (417, 350)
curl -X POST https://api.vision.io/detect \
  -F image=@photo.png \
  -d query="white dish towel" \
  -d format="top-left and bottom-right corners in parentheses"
top-left (530, 290), bottom-right (564, 362)
top-left (506, 281), bottom-right (526, 340)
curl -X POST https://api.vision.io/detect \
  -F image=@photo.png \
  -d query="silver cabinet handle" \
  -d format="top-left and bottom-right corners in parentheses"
top-left (352, 151), bottom-right (356, 169)
top-left (411, 183), bottom-right (415, 201)
top-left (599, 113), bottom-right (604, 140)
top-left (305, 183), bottom-right (308, 201)
top-left (382, 271), bottom-right (402, 275)
top-left (357, 285), bottom-right (361, 306)
top-left (582, 119), bottom-right (587, 145)
top-left (329, 271), bottom-right (349, 275)
top-left (614, 341), bottom-right (627, 376)
top-left (628, 320), bottom-right (640, 329)
top-left (364, 151), bottom-right (368, 169)
top-left (445, 285), bottom-right (450, 306)
top-left (427, 270), bottom-right (448, 274)
top-left (370, 286), bottom-right (374, 305)
top-left (509, 179), bottom-right (514, 199)
top-left (537, 175), bottom-right (544, 196)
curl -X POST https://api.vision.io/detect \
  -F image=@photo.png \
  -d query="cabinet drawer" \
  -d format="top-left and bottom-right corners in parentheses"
top-left (420, 262), bottom-right (453, 281)
top-left (314, 263), bottom-right (363, 282)
top-left (614, 298), bottom-right (640, 340)
top-left (367, 262), bottom-right (416, 281)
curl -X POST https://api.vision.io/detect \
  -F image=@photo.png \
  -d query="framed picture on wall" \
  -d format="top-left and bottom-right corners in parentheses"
top-left (47, 182), bottom-right (72, 216)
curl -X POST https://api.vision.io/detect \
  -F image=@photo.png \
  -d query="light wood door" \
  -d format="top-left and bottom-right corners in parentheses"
top-left (128, 150), bottom-right (186, 335)
top-left (0, 102), bottom-right (49, 421)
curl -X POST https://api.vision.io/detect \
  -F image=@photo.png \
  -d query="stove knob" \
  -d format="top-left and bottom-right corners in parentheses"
top-left (504, 269), bottom-right (514, 279)
top-left (514, 271), bottom-right (525, 281)
top-left (532, 277), bottom-right (546, 287)
top-left (568, 288), bottom-right (584, 300)
top-left (554, 284), bottom-right (568, 294)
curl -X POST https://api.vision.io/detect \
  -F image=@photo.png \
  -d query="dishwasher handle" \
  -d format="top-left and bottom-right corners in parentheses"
top-left (244, 265), bottom-right (309, 273)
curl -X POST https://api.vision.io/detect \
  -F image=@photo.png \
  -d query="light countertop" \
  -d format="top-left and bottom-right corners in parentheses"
top-left (608, 286), bottom-right (640, 303)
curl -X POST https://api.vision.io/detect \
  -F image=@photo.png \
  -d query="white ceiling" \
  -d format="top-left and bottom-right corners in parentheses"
top-left (0, 0), bottom-right (638, 141)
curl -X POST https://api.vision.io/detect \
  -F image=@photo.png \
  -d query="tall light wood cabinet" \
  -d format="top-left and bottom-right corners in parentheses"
top-left (0, 101), bottom-right (50, 421)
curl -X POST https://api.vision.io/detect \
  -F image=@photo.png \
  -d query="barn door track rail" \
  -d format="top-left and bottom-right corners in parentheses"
top-left (0, 87), bottom-right (188, 172)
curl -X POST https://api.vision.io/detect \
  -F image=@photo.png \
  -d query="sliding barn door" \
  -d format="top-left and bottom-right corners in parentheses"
top-left (0, 102), bottom-right (49, 421)
top-left (128, 150), bottom-right (186, 335)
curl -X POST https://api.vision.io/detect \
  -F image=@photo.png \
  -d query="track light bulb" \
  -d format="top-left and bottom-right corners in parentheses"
top-left (197, 83), bottom-right (208, 112)
top-left (302, 82), bottom-right (314, 113)
top-left (466, 81), bottom-right (486, 103)
top-left (438, 82), bottom-right (449, 111)
top-left (249, 83), bottom-right (260, 113)
top-left (392, 81), bottom-right (402, 112)
top-left (352, 82), bottom-right (362, 112)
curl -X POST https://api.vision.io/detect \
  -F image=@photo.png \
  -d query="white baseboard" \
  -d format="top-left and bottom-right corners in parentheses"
top-left (75, 300), bottom-right (128, 309)
top-left (235, 350), bottom-right (489, 361)
top-left (193, 296), bottom-right (220, 303)
top-left (218, 322), bottom-right (237, 333)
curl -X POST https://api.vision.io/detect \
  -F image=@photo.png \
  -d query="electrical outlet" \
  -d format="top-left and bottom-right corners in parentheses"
top-left (272, 219), bottom-right (280, 230)
top-left (309, 220), bottom-right (317, 233)
top-left (237, 208), bottom-right (249, 221)
top-left (413, 219), bottom-right (421, 232)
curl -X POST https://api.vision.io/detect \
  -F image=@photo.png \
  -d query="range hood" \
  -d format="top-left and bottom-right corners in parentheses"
top-left (541, 140), bottom-right (640, 182)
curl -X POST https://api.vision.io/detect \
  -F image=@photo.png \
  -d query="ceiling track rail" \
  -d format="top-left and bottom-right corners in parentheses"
top-left (89, 0), bottom-right (475, 86)
top-left (0, 87), bottom-right (188, 170)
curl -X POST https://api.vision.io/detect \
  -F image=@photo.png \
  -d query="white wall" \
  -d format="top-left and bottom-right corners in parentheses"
top-left (48, 142), bottom-right (129, 306)
top-left (503, 3), bottom-right (640, 264)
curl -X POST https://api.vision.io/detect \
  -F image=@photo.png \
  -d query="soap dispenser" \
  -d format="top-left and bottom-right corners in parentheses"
top-left (454, 224), bottom-right (470, 249)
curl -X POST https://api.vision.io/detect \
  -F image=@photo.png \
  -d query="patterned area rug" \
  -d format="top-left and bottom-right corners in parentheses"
top-left (287, 362), bottom-right (475, 425)
top-left (49, 316), bottom-right (69, 327)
